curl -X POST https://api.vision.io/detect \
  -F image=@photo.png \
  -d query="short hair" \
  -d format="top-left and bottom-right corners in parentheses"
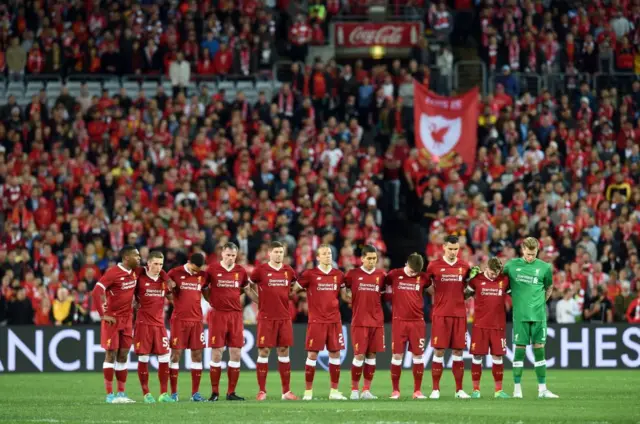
top-left (222, 242), bottom-right (238, 251)
top-left (120, 245), bottom-right (137, 258)
top-left (444, 235), bottom-right (459, 245)
top-left (189, 252), bottom-right (206, 267)
top-left (487, 257), bottom-right (503, 273)
top-left (407, 253), bottom-right (424, 273)
top-left (361, 245), bottom-right (378, 257)
top-left (148, 251), bottom-right (164, 261)
top-left (522, 237), bottom-right (539, 251)
top-left (317, 243), bottom-right (332, 254)
top-left (269, 241), bottom-right (285, 251)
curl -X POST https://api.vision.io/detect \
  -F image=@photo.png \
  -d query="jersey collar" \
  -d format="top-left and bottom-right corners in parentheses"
top-left (220, 262), bottom-right (235, 273)
top-left (183, 264), bottom-right (196, 275)
top-left (118, 263), bottom-right (132, 274)
top-left (360, 266), bottom-right (376, 275)
top-left (442, 257), bottom-right (458, 267)
top-left (145, 267), bottom-right (160, 281)
top-left (318, 265), bottom-right (332, 275)
top-left (268, 262), bottom-right (283, 271)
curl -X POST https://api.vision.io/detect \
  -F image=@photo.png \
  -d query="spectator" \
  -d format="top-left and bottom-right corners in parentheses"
top-left (410, 37), bottom-right (431, 66)
top-left (7, 287), bottom-right (33, 325)
top-left (436, 46), bottom-right (453, 94)
top-left (625, 295), bottom-right (640, 324)
top-left (615, 281), bottom-right (636, 322)
top-left (169, 52), bottom-right (191, 97)
top-left (6, 37), bottom-right (26, 80)
top-left (289, 14), bottom-right (311, 63)
top-left (610, 9), bottom-right (634, 39)
top-left (583, 286), bottom-right (614, 323)
top-left (51, 287), bottom-right (75, 326)
top-left (555, 288), bottom-right (581, 323)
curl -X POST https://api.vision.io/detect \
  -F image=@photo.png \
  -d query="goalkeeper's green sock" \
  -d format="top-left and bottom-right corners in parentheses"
top-left (534, 347), bottom-right (547, 392)
top-left (512, 347), bottom-right (525, 395)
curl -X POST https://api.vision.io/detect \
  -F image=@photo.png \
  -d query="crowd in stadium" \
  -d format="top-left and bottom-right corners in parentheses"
top-left (1, 0), bottom-right (640, 330)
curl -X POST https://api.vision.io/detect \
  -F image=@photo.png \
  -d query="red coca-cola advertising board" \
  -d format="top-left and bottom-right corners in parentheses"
top-left (334, 22), bottom-right (421, 48)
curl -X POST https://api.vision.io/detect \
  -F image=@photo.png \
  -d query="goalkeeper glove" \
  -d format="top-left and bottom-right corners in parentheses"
top-left (467, 266), bottom-right (481, 281)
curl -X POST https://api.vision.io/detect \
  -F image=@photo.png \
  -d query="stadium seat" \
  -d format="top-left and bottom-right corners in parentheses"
top-left (236, 80), bottom-right (254, 91)
top-left (218, 80), bottom-right (235, 91)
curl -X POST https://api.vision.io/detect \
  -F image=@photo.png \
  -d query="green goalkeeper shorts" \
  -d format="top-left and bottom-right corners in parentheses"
top-left (513, 321), bottom-right (547, 345)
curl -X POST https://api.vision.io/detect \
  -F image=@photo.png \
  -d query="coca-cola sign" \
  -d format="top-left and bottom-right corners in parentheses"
top-left (334, 22), bottom-right (422, 48)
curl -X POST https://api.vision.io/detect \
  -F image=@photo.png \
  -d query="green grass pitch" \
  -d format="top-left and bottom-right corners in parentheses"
top-left (1, 370), bottom-right (638, 424)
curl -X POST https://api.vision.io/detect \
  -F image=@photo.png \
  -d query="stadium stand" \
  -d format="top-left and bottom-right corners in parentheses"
top-left (0, 0), bottom-right (639, 329)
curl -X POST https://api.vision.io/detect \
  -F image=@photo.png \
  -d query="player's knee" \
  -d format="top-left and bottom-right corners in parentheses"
top-left (116, 353), bottom-right (128, 363)
top-left (158, 353), bottom-right (170, 363)
top-left (228, 348), bottom-right (241, 362)
top-left (211, 349), bottom-right (223, 363)
top-left (391, 354), bottom-right (403, 362)
top-left (533, 343), bottom-right (545, 349)
top-left (191, 350), bottom-right (203, 363)
top-left (473, 355), bottom-right (483, 363)
top-left (276, 347), bottom-right (289, 356)
top-left (413, 356), bottom-right (423, 364)
top-left (328, 351), bottom-right (340, 359)
top-left (434, 349), bottom-right (445, 357)
top-left (354, 354), bottom-right (365, 362)
top-left (258, 347), bottom-right (270, 357)
top-left (491, 355), bottom-right (503, 364)
top-left (104, 351), bottom-right (116, 363)
top-left (170, 350), bottom-right (182, 362)
top-left (452, 349), bottom-right (463, 357)
top-left (307, 351), bottom-right (318, 361)
top-left (138, 355), bottom-right (150, 363)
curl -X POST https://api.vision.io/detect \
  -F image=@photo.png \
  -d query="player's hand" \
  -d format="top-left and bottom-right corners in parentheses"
top-left (168, 279), bottom-right (176, 290)
top-left (102, 315), bottom-right (117, 325)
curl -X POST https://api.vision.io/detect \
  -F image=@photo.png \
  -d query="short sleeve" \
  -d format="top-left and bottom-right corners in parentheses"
top-left (504, 277), bottom-right (511, 294)
top-left (250, 267), bottom-right (262, 285)
top-left (298, 270), bottom-right (310, 289)
top-left (339, 270), bottom-right (346, 289)
top-left (421, 272), bottom-right (432, 289)
top-left (424, 262), bottom-right (435, 283)
top-left (241, 269), bottom-right (249, 287)
top-left (159, 270), bottom-right (169, 282)
top-left (383, 270), bottom-right (394, 291)
top-left (289, 267), bottom-right (299, 284)
top-left (467, 277), bottom-right (476, 292)
top-left (98, 269), bottom-right (113, 289)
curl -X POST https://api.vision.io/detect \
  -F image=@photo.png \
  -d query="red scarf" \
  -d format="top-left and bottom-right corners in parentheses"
top-left (278, 91), bottom-right (294, 116)
top-left (544, 40), bottom-right (558, 64)
top-left (509, 41), bottom-right (520, 71)
top-left (566, 42), bottom-right (575, 63)
top-left (240, 48), bottom-right (250, 75)
top-left (503, 20), bottom-right (515, 35)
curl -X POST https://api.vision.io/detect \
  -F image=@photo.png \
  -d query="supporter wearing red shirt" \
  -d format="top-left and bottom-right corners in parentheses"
top-left (214, 43), bottom-right (233, 75)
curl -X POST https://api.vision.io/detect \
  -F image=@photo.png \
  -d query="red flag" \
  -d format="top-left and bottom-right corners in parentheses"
top-left (413, 81), bottom-right (479, 168)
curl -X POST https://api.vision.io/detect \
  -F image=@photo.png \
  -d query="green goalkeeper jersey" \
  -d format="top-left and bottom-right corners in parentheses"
top-left (503, 258), bottom-right (553, 322)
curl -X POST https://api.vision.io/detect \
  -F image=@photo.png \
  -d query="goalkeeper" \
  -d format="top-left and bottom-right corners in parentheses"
top-left (503, 237), bottom-right (559, 399)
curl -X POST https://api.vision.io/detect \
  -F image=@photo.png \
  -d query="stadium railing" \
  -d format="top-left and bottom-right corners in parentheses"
top-left (452, 60), bottom-right (487, 95)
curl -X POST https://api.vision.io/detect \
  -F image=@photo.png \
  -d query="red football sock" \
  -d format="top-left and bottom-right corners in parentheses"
top-left (351, 360), bottom-right (363, 391)
top-left (256, 360), bottom-right (268, 392)
top-left (138, 361), bottom-right (150, 395)
top-left (305, 359), bottom-right (316, 390)
top-left (278, 358), bottom-right (291, 394)
top-left (390, 362), bottom-right (402, 392)
top-left (191, 365), bottom-right (202, 395)
top-left (492, 361), bottom-right (504, 391)
top-left (158, 362), bottom-right (169, 394)
top-left (363, 361), bottom-right (376, 391)
top-left (452, 357), bottom-right (464, 392)
top-left (329, 359), bottom-right (340, 390)
top-left (412, 361), bottom-right (424, 392)
top-left (170, 364), bottom-right (179, 394)
top-left (115, 362), bottom-right (127, 393)
top-left (471, 361), bottom-right (482, 391)
top-left (103, 362), bottom-right (114, 394)
top-left (227, 361), bottom-right (241, 394)
top-left (431, 358), bottom-right (444, 391)
top-left (210, 363), bottom-right (222, 394)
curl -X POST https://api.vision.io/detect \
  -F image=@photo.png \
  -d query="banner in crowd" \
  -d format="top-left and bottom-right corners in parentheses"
top-left (334, 22), bottom-right (421, 48)
top-left (1, 324), bottom-right (639, 373)
top-left (413, 82), bottom-right (479, 168)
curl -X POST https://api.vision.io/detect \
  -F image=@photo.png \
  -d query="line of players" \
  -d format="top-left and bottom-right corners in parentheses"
top-left (92, 235), bottom-right (512, 403)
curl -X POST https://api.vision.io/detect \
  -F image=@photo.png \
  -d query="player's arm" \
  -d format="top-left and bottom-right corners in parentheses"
top-left (243, 270), bottom-right (259, 303)
top-left (290, 268), bottom-right (304, 293)
top-left (424, 264), bottom-right (435, 296)
top-left (543, 264), bottom-right (553, 301)
top-left (465, 265), bottom-right (481, 287)
top-left (464, 278), bottom-right (476, 299)
top-left (342, 271), bottom-right (353, 304)
top-left (338, 272), bottom-right (349, 302)
top-left (92, 272), bottom-right (116, 324)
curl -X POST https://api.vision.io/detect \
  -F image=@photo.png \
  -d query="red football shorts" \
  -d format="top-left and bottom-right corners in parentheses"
top-left (169, 320), bottom-right (205, 350)
top-left (351, 326), bottom-right (385, 355)
top-left (134, 323), bottom-right (170, 355)
top-left (100, 314), bottom-right (133, 351)
top-left (431, 316), bottom-right (467, 350)
top-left (208, 310), bottom-right (244, 348)
top-left (392, 320), bottom-right (426, 355)
top-left (305, 322), bottom-right (345, 352)
top-left (257, 319), bottom-right (294, 348)
top-left (470, 327), bottom-right (506, 356)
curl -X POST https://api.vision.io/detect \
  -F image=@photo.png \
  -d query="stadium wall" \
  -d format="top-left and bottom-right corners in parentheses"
top-left (0, 324), bottom-right (639, 373)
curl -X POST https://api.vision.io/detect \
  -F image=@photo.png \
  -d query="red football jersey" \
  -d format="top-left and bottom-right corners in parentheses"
top-left (135, 267), bottom-right (169, 327)
top-left (206, 262), bottom-right (249, 312)
top-left (168, 265), bottom-right (208, 322)
top-left (250, 263), bottom-right (297, 320)
top-left (468, 272), bottom-right (509, 330)
top-left (425, 257), bottom-right (471, 318)
top-left (344, 267), bottom-right (386, 327)
top-left (97, 264), bottom-right (137, 317)
top-left (385, 267), bottom-right (431, 321)
top-left (299, 267), bottom-right (344, 324)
